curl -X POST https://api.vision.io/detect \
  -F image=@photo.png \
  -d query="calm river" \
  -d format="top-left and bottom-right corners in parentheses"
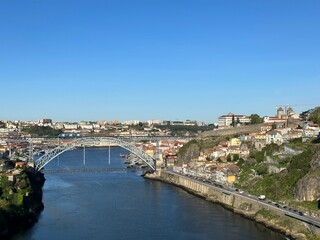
top-left (13, 147), bottom-right (286, 240)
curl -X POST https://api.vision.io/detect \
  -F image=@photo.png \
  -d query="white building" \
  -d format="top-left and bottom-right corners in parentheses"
top-left (123, 120), bottom-right (140, 125)
top-left (218, 113), bottom-right (251, 128)
top-left (147, 120), bottom-right (162, 125)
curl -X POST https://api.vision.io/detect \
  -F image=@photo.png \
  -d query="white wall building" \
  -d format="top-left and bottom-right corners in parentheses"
top-left (218, 113), bottom-right (251, 128)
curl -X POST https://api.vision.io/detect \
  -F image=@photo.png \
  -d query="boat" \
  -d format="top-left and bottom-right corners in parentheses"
top-left (120, 153), bottom-right (128, 158)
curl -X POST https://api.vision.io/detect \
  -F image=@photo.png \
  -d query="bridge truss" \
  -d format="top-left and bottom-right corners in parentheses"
top-left (34, 137), bottom-right (156, 172)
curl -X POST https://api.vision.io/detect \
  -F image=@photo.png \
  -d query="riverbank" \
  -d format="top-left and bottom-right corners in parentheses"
top-left (0, 170), bottom-right (45, 239)
top-left (145, 170), bottom-right (320, 240)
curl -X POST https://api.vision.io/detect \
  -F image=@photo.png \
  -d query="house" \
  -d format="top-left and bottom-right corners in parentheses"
top-left (260, 123), bottom-right (273, 132)
top-left (228, 146), bottom-right (241, 155)
top-left (286, 129), bottom-right (303, 140)
top-left (6, 173), bottom-right (15, 182)
top-left (253, 132), bottom-right (267, 142)
top-left (303, 129), bottom-right (319, 138)
top-left (304, 123), bottom-right (320, 132)
top-left (229, 138), bottom-right (241, 147)
top-left (227, 173), bottom-right (236, 184)
top-left (144, 146), bottom-right (156, 157)
top-left (15, 161), bottom-right (25, 168)
top-left (239, 134), bottom-right (251, 142)
top-left (266, 131), bottom-right (283, 144)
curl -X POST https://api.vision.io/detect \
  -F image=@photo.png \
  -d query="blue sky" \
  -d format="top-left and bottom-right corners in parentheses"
top-left (0, 0), bottom-right (319, 123)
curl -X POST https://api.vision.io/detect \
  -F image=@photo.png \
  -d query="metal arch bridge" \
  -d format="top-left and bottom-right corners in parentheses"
top-left (34, 137), bottom-right (156, 172)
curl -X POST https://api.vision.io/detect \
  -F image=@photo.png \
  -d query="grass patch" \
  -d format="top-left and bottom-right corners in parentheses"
top-left (290, 201), bottom-right (319, 212)
top-left (302, 231), bottom-right (320, 240)
top-left (255, 208), bottom-right (279, 220)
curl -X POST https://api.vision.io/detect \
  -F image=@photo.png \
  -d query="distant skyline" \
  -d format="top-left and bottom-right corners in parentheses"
top-left (1, 1), bottom-right (319, 123)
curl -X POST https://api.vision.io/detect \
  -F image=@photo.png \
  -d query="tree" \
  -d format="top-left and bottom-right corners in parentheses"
top-left (231, 115), bottom-right (235, 127)
top-left (22, 126), bottom-right (62, 137)
top-left (250, 114), bottom-right (263, 124)
top-left (309, 107), bottom-right (320, 125)
top-left (227, 154), bottom-right (232, 162)
top-left (300, 110), bottom-right (311, 121)
top-left (233, 154), bottom-right (239, 161)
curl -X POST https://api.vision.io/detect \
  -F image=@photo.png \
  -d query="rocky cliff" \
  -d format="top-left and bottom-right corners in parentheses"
top-left (295, 148), bottom-right (320, 202)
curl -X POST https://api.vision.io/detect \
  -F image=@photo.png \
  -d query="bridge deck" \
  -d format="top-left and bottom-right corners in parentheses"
top-left (41, 168), bottom-right (136, 174)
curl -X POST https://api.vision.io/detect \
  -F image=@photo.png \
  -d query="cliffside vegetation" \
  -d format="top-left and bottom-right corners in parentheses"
top-left (0, 166), bottom-right (45, 237)
top-left (236, 139), bottom-right (320, 211)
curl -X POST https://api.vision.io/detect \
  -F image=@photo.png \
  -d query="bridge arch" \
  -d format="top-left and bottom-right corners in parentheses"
top-left (34, 137), bottom-right (156, 172)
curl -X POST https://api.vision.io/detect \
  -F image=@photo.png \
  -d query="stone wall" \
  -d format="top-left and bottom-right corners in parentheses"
top-left (200, 124), bottom-right (263, 138)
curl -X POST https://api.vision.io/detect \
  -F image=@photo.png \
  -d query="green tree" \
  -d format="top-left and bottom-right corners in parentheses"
top-left (233, 154), bottom-right (239, 161)
top-left (22, 126), bottom-right (62, 137)
top-left (309, 107), bottom-right (320, 125)
top-left (250, 114), bottom-right (263, 124)
top-left (227, 154), bottom-right (232, 162)
top-left (231, 115), bottom-right (235, 127)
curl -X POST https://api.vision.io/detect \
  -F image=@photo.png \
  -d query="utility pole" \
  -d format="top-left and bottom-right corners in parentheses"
top-left (108, 144), bottom-right (111, 165)
top-left (57, 137), bottom-right (60, 167)
top-left (83, 145), bottom-right (86, 166)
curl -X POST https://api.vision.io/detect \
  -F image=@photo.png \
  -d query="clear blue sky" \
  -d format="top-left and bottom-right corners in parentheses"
top-left (0, 0), bottom-right (319, 123)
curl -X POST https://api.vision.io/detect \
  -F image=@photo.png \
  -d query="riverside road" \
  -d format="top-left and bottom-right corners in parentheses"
top-left (166, 171), bottom-right (320, 228)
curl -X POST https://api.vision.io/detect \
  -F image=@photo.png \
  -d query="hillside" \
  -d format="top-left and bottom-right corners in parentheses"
top-left (177, 136), bottom-right (320, 214)
top-left (0, 166), bottom-right (45, 237)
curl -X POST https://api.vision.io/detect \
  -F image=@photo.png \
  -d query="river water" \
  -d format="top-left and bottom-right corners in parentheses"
top-left (13, 147), bottom-right (286, 240)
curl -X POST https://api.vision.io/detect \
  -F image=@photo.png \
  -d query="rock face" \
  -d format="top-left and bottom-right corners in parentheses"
top-left (267, 165), bottom-right (281, 174)
top-left (294, 150), bottom-right (320, 201)
top-left (177, 143), bottom-right (200, 165)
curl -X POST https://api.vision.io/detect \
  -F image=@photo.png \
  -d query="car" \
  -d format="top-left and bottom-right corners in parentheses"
top-left (239, 190), bottom-right (244, 194)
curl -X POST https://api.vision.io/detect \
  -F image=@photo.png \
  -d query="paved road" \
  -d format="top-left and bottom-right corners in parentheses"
top-left (165, 170), bottom-right (320, 228)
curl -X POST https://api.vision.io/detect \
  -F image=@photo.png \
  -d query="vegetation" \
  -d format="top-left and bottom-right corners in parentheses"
top-left (237, 142), bottom-right (315, 201)
top-left (22, 126), bottom-right (62, 137)
top-left (255, 208), bottom-right (279, 221)
top-left (309, 107), bottom-right (320, 125)
top-left (250, 114), bottom-right (263, 124)
top-left (290, 201), bottom-right (319, 212)
top-left (300, 106), bottom-right (320, 124)
top-left (0, 168), bottom-right (45, 237)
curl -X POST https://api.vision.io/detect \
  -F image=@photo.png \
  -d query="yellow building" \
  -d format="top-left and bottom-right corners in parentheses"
top-left (146, 149), bottom-right (154, 157)
top-left (230, 138), bottom-right (241, 147)
top-left (227, 174), bottom-right (236, 183)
